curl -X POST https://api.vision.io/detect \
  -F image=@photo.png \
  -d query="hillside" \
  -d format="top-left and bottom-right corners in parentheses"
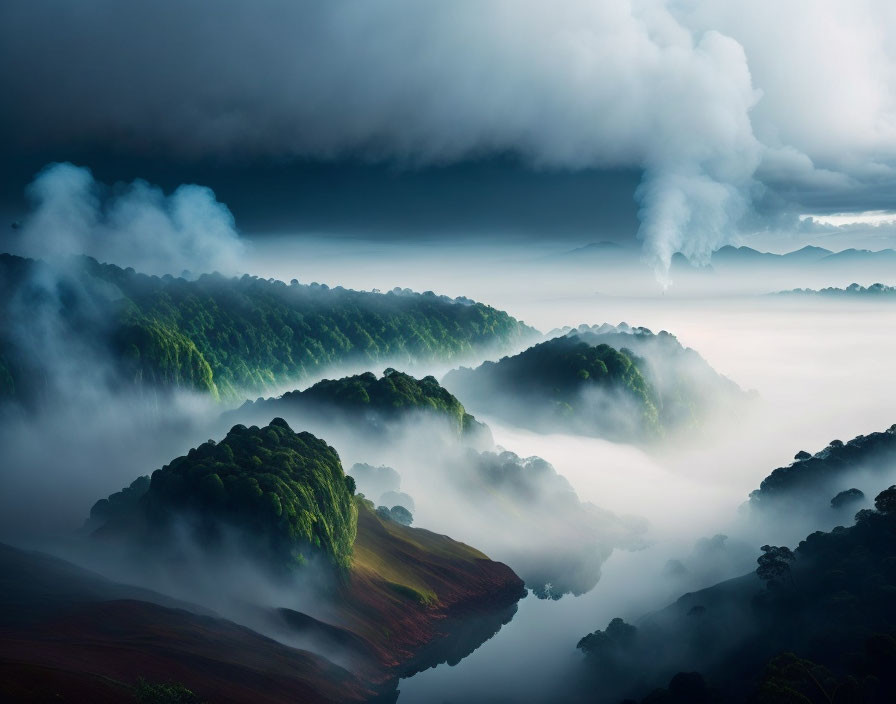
top-left (234, 368), bottom-right (490, 442)
top-left (575, 485), bottom-right (896, 703)
top-left (443, 325), bottom-right (743, 441)
top-left (320, 500), bottom-right (525, 682)
top-left (81, 419), bottom-right (526, 698)
top-left (230, 373), bottom-right (643, 598)
top-left (748, 424), bottom-right (896, 517)
top-left (91, 418), bottom-right (358, 571)
top-left (0, 543), bottom-right (375, 704)
top-left (0, 253), bottom-right (535, 404)
top-left (0, 521), bottom-right (524, 703)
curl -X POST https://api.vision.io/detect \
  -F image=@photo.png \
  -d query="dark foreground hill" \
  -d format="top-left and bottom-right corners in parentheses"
top-left (2, 505), bottom-right (523, 702)
top-left (748, 424), bottom-right (896, 517)
top-left (576, 485), bottom-right (896, 703)
top-left (0, 543), bottom-right (375, 703)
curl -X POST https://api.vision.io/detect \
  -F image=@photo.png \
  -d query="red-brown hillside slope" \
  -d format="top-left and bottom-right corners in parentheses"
top-left (0, 504), bottom-right (524, 702)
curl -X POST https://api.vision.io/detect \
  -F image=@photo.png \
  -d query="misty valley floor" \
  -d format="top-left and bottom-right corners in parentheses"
top-left (4, 248), bottom-right (896, 703)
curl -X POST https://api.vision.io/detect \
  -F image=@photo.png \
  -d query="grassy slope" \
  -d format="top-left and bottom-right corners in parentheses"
top-left (0, 503), bottom-right (524, 701)
top-left (318, 500), bottom-right (524, 681)
top-left (0, 544), bottom-right (374, 704)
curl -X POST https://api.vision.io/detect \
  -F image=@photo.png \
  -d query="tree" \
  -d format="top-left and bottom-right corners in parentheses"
top-left (577, 617), bottom-right (637, 656)
top-left (134, 678), bottom-right (203, 704)
top-left (757, 545), bottom-right (796, 589)
top-left (390, 505), bottom-right (413, 526)
top-left (874, 485), bottom-right (896, 514)
top-left (830, 488), bottom-right (864, 509)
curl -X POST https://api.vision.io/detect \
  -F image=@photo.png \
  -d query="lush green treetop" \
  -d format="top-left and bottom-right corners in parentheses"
top-left (92, 418), bottom-right (358, 570)
top-left (444, 335), bottom-right (661, 439)
top-left (0, 253), bottom-right (535, 404)
top-left (241, 368), bottom-right (488, 438)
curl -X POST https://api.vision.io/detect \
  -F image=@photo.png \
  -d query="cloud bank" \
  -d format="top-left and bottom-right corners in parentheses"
top-left (15, 163), bottom-right (244, 275)
top-left (3, 1), bottom-right (896, 270)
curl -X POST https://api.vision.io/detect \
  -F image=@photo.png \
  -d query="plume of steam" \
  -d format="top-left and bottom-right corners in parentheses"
top-left (15, 163), bottom-right (245, 276)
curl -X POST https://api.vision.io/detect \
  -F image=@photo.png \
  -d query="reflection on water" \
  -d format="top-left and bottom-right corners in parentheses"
top-left (397, 546), bottom-right (690, 703)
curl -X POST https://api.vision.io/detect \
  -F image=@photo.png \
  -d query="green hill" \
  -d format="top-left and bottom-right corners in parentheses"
top-left (0, 253), bottom-right (535, 403)
top-left (235, 368), bottom-right (489, 440)
top-left (444, 334), bottom-right (661, 440)
top-left (577, 488), bottom-right (896, 703)
top-left (91, 418), bottom-right (357, 570)
top-left (444, 326), bottom-right (744, 441)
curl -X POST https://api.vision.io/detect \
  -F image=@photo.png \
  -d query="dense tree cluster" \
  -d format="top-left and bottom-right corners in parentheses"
top-left (238, 369), bottom-right (489, 438)
top-left (0, 254), bottom-right (533, 403)
top-left (90, 418), bottom-right (358, 570)
top-left (444, 335), bottom-right (661, 439)
top-left (578, 484), bottom-right (896, 703)
top-left (749, 425), bottom-right (896, 511)
top-left (445, 325), bottom-right (745, 442)
top-left (831, 487), bottom-right (865, 509)
top-left (376, 504), bottom-right (413, 526)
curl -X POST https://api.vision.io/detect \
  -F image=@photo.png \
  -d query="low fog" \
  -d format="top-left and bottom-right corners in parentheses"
top-left (3, 176), bottom-right (896, 701)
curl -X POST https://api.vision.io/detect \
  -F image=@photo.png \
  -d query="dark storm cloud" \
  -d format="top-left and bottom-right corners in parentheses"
top-left (0, 154), bottom-right (642, 244)
top-left (2, 1), bottom-right (896, 268)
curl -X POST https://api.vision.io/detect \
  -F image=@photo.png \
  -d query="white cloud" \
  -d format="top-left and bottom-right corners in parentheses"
top-left (800, 211), bottom-right (896, 227)
top-left (16, 163), bottom-right (245, 275)
top-left (4, 1), bottom-right (896, 268)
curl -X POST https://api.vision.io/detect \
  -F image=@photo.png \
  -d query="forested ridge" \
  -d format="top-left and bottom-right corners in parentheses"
top-left (238, 368), bottom-right (486, 437)
top-left (578, 484), bottom-right (896, 703)
top-left (444, 335), bottom-right (661, 438)
top-left (91, 418), bottom-right (358, 570)
top-left (749, 424), bottom-right (896, 512)
top-left (0, 254), bottom-right (534, 402)
top-left (444, 326), bottom-right (745, 441)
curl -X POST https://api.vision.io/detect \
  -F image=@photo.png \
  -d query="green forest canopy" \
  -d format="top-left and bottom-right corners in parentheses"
top-left (239, 368), bottom-right (486, 436)
top-left (0, 254), bottom-right (535, 402)
top-left (91, 418), bottom-right (358, 570)
top-left (444, 335), bottom-right (661, 436)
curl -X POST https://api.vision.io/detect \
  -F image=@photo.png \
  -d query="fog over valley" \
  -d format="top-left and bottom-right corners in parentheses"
top-left (4, 4), bottom-right (896, 703)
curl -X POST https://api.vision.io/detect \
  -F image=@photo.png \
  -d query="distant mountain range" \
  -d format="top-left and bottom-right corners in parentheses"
top-left (551, 242), bottom-right (896, 268)
top-left (774, 282), bottom-right (896, 297)
top-left (705, 244), bottom-right (896, 268)
top-left (545, 242), bottom-right (896, 294)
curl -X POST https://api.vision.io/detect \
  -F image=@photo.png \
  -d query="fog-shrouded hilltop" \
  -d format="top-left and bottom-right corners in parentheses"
top-left (0, 253), bottom-right (535, 407)
top-left (90, 418), bottom-right (358, 572)
top-left (75, 418), bottom-right (525, 700)
top-left (574, 483), bottom-right (896, 704)
top-left (748, 425), bottom-right (896, 523)
top-left (234, 368), bottom-right (491, 445)
top-left (228, 370), bottom-right (645, 598)
top-left (443, 324), bottom-right (745, 442)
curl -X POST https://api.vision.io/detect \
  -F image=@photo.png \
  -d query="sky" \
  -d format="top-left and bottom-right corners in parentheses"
top-left (3, 1), bottom-right (896, 269)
